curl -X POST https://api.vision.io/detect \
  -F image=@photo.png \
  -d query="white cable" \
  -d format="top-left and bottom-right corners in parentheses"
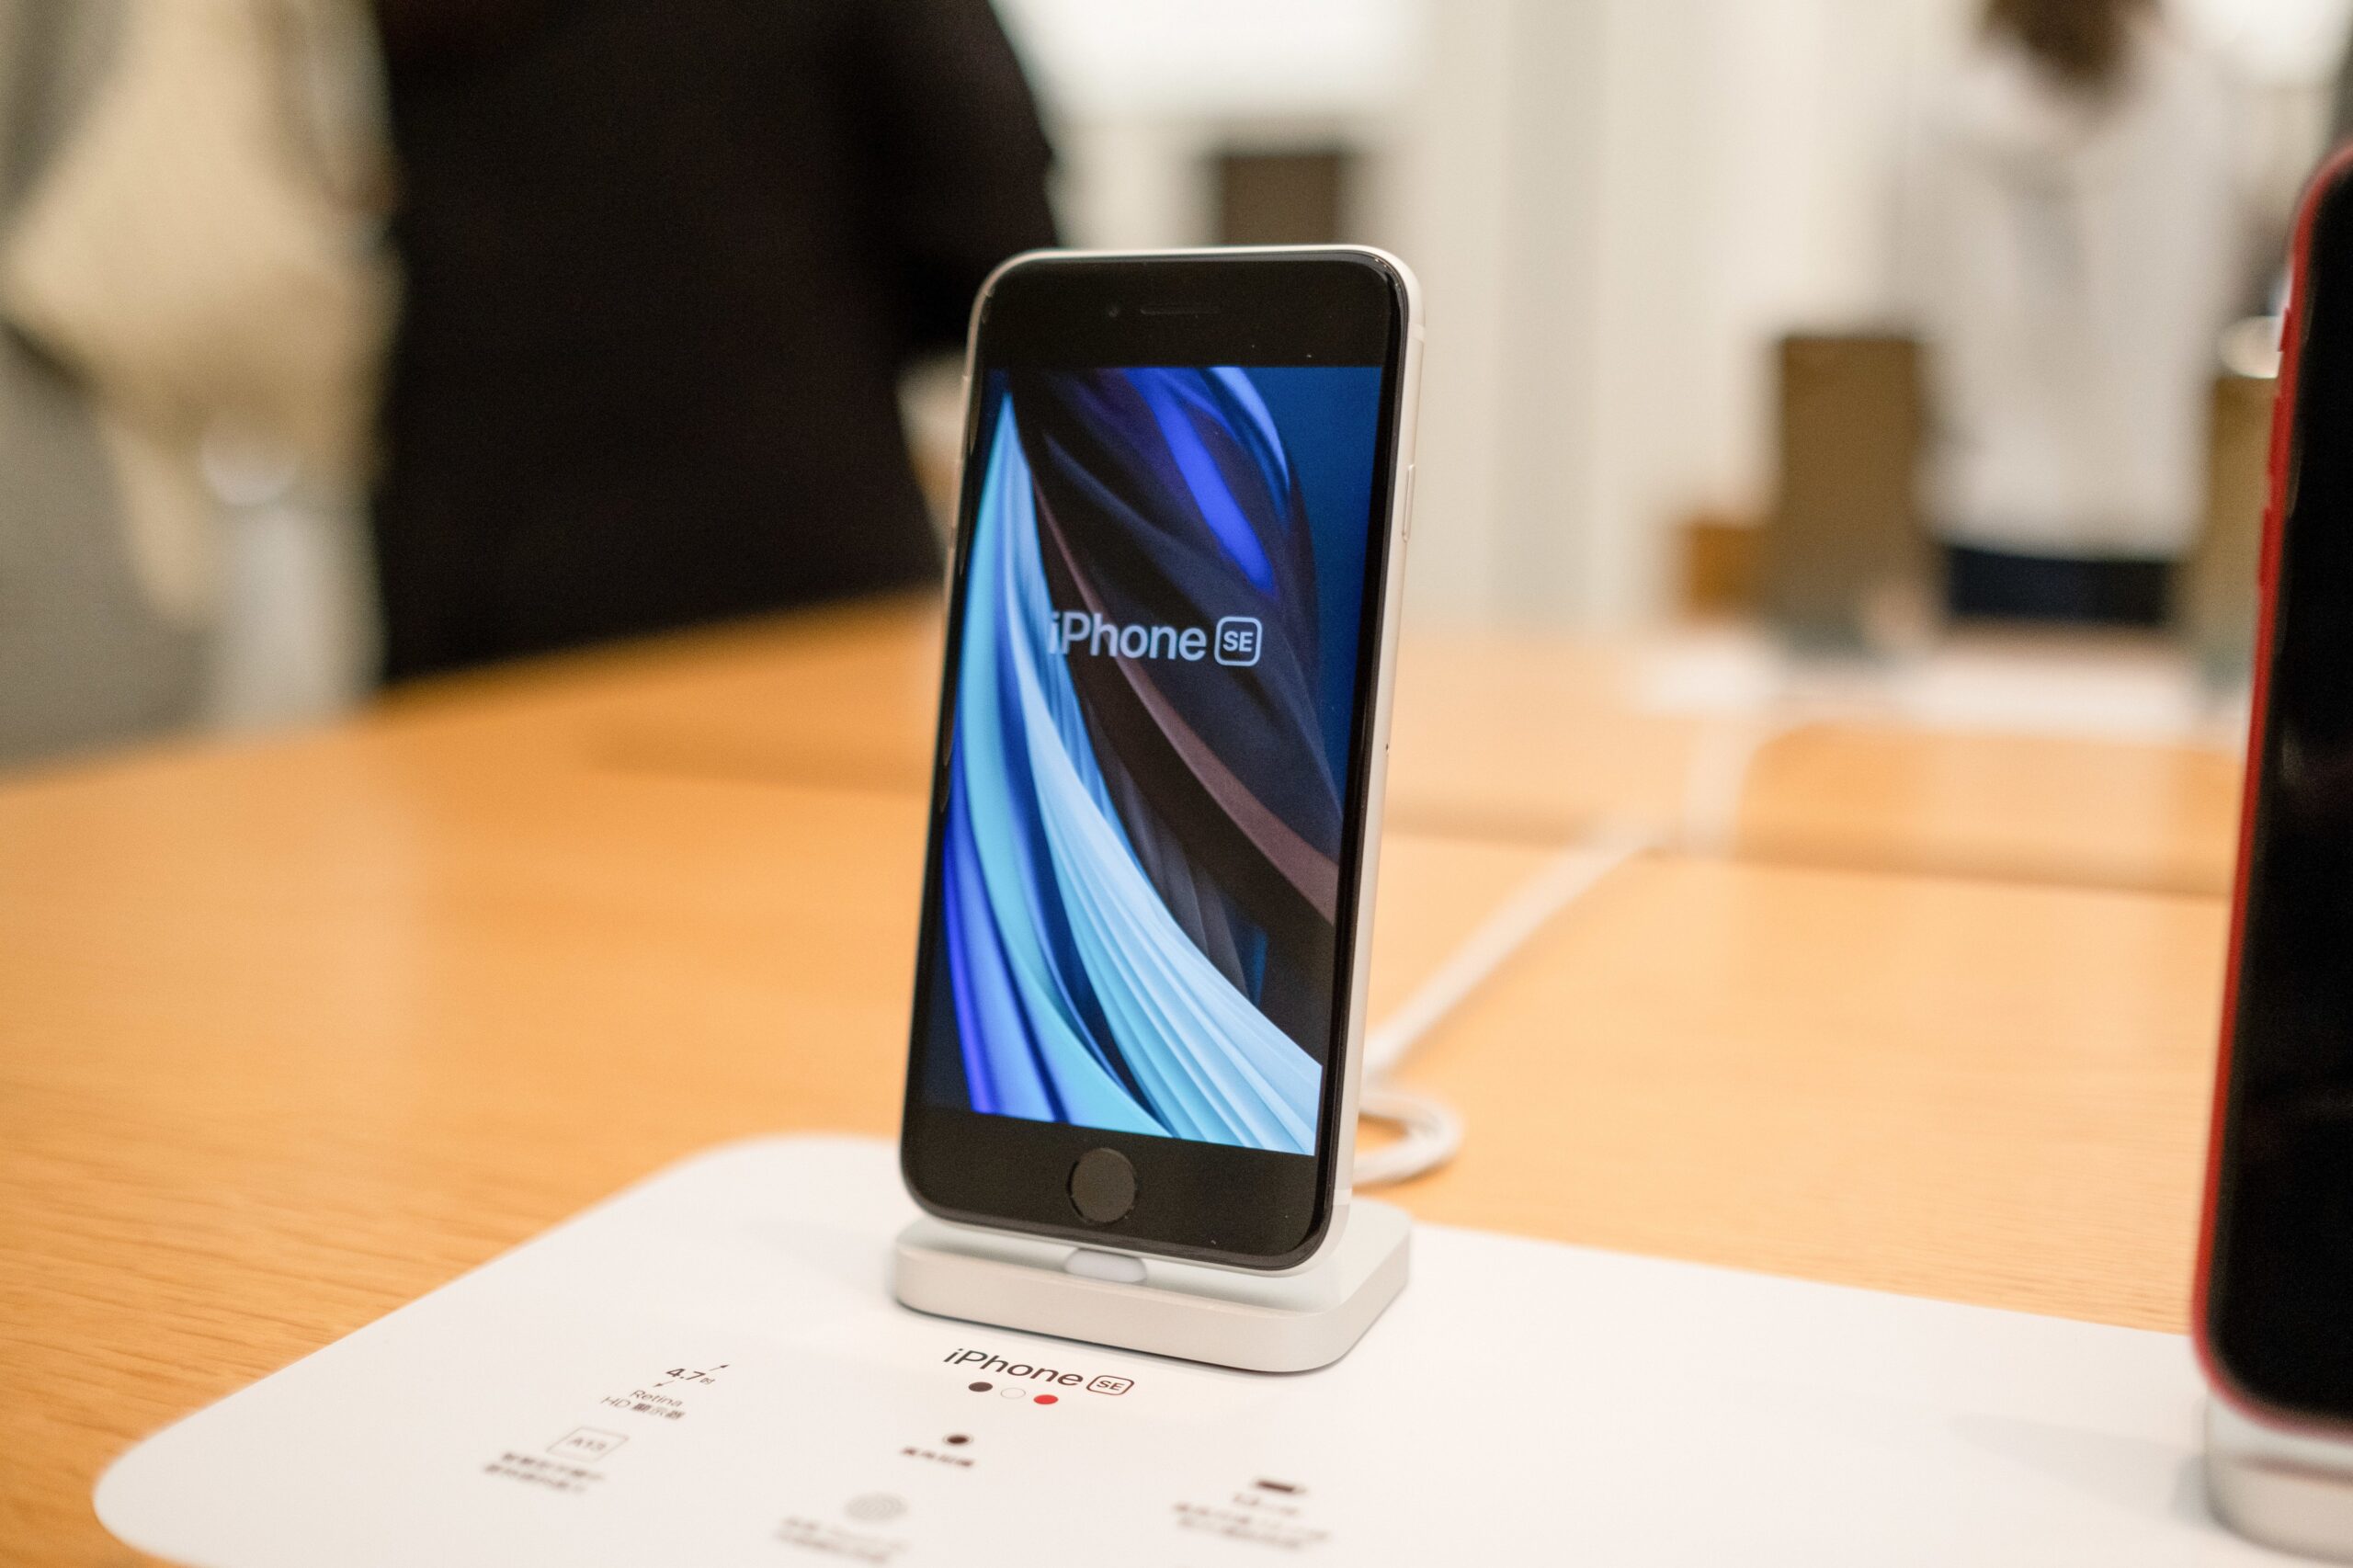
top-left (1352, 830), bottom-right (1651, 1188)
top-left (1352, 1084), bottom-right (1465, 1189)
top-left (1348, 708), bottom-right (1796, 1188)
top-left (1362, 829), bottom-right (1651, 1078)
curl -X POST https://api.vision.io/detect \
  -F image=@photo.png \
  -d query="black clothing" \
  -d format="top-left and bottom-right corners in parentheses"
top-left (1944, 543), bottom-right (2173, 628)
top-left (371, 0), bottom-right (1055, 680)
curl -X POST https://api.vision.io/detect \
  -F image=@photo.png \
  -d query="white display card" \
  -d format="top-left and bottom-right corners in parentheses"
top-left (98, 1137), bottom-right (2277, 1564)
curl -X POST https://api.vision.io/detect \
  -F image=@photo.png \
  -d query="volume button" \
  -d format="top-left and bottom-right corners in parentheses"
top-left (1401, 463), bottom-right (1416, 542)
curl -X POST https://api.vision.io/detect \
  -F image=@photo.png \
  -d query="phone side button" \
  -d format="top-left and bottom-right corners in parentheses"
top-left (1069, 1148), bottom-right (1138, 1224)
top-left (1401, 463), bottom-right (1416, 542)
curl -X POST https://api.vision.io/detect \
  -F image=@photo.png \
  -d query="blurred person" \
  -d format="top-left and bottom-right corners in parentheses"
top-left (0, 0), bottom-right (391, 765)
top-left (369, 0), bottom-right (1057, 681)
top-left (1905, 0), bottom-right (2249, 626)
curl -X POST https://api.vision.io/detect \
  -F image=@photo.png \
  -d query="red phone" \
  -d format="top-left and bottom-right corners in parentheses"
top-left (2199, 146), bottom-right (2353, 1432)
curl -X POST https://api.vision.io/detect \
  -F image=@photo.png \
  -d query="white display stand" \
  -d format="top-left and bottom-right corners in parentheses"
top-left (97, 1136), bottom-right (2294, 1565)
top-left (892, 1203), bottom-right (1408, 1372)
top-left (2208, 1395), bottom-right (2353, 1562)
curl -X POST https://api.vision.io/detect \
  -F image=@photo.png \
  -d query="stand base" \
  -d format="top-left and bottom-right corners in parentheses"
top-left (2207, 1398), bottom-right (2353, 1562)
top-left (892, 1201), bottom-right (1410, 1372)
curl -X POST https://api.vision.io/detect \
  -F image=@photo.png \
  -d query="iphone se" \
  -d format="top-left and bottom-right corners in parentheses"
top-left (900, 248), bottom-right (1421, 1270)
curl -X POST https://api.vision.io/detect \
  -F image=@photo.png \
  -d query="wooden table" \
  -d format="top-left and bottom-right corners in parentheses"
top-left (430, 595), bottom-right (2245, 892)
top-left (0, 600), bottom-right (2237, 1562)
top-left (1392, 853), bottom-right (2228, 1334)
top-left (1737, 722), bottom-right (2243, 896)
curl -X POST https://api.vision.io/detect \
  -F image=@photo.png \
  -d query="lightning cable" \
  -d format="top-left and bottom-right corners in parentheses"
top-left (1350, 705), bottom-right (1807, 1189)
top-left (1351, 828), bottom-right (1652, 1188)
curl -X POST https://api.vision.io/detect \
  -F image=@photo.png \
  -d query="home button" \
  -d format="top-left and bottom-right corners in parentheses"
top-left (1068, 1148), bottom-right (1137, 1224)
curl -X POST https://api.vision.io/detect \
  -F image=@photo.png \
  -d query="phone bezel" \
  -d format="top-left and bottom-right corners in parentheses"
top-left (2198, 148), bottom-right (2353, 1431)
top-left (897, 247), bottom-right (1415, 1272)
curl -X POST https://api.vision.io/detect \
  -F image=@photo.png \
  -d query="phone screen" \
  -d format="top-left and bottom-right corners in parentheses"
top-left (911, 361), bottom-right (1388, 1157)
top-left (2208, 169), bottom-right (2353, 1420)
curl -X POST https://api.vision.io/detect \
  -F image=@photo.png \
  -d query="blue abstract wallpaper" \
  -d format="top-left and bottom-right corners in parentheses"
top-left (920, 365), bottom-right (1384, 1154)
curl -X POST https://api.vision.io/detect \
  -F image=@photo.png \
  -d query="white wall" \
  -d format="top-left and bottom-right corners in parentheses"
top-left (995, 0), bottom-right (1971, 627)
top-left (1391, 0), bottom-right (1981, 628)
top-left (993, 0), bottom-right (2350, 630)
top-left (995, 0), bottom-right (1420, 251)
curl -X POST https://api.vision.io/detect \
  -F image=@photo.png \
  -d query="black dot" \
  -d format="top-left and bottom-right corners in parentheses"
top-left (968, 1381), bottom-right (992, 1392)
top-left (945, 1434), bottom-right (970, 1446)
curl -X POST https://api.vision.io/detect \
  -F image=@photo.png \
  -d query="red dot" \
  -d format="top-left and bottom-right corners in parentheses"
top-left (1033, 1394), bottom-right (1057, 1405)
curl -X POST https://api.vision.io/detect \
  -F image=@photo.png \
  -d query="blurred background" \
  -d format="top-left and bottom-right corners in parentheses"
top-left (0, 0), bottom-right (2336, 769)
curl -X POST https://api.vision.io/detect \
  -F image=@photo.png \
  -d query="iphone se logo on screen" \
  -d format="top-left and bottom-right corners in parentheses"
top-left (917, 365), bottom-right (1384, 1155)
